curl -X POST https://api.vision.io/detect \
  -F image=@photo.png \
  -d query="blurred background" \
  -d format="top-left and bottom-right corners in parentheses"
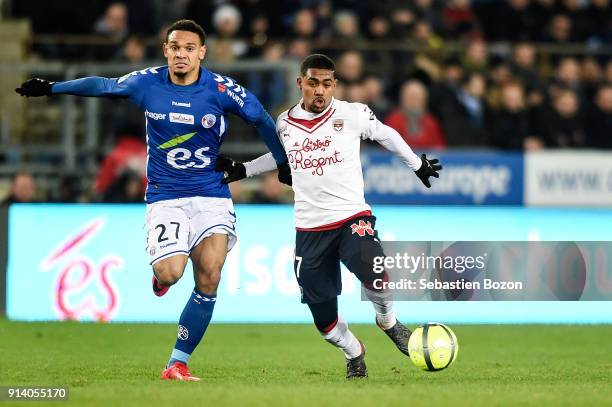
top-left (1, 0), bottom-right (612, 323)
top-left (0, 0), bottom-right (610, 204)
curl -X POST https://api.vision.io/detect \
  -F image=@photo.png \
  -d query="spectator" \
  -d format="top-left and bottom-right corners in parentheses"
top-left (293, 9), bottom-right (317, 39)
top-left (543, 14), bottom-right (573, 43)
top-left (92, 2), bottom-right (129, 59)
top-left (336, 51), bottom-right (364, 84)
top-left (581, 57), bottom-right (604, 102)
top-left (532, 0), bottom-right (560, 38)
top-left (441, 0), bottom-right (478, 38)
top-left (207, 4), bottom-right (248, 61)
top-left (2, 172), bottom-right (37, 205)
top-left (429, 56), bottom-right (463, 121)
top-left (247, 42), bottom-right (287, 113)
top-left (103, 169), bottom-right (145, 203)
top-left (586, 86), bottom-right (612, 149)
top-left (560, 0), bottom-right (589, 41)
top-left (362, 75), bottom-right (392, 119)
top-left (490, 82), bottom-right (538, 150)
top-left (287, 38), bottom-right (312, 61)
top-left (444, 73), bottom-right (490, 147)
top-left (333, 10), bottom-right (364, 47)
top-left (412, 0), bottom-right (443, 34)
top-left (511, 43), bottom-right (540, 91)
top-left (462, 39), bottom-right (488, 75)
top-left (384, 80), bottom-right (446, 149)
top-left (367, 15), bottom-right (390, 40)
top-left (388, 7), bottom-right (416, 39)
top-left (50, 174), bottom-right (85, 203)
top-left (550, 57), bottom-right (583, 102)
top-left (540, 89), bottom-right (585, 148)
top-left (115, 35), bottom-right (147, 63)
top-left (94, 135), bottom-right (147, 199)
top-left (487, 58), bottom-right (516, 109)
top-left (250, 172), bottom-right (288, 204)
top-left (345, 82), bottom-right (367, 103)
top-left (94, 2), bottom-right (128, 41)
top-left (248, 14), bottom-right (271, 53)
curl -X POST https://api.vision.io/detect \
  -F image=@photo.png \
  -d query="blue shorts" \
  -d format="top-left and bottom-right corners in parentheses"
top-left (294, 215), bottom-right (385, 304)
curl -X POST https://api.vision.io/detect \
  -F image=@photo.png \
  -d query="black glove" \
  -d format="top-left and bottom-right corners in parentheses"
top-left (277, 161), bottom-right (292, 186)
top-left (215, 155), bottom-right (246, 184)
top-left (414, 153), bottom-right (442, 188)
top-left (15, 78), bottom-right (54, 97)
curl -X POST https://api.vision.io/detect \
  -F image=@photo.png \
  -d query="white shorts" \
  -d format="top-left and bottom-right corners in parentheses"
top-left (145, 196), bottom-right (237, 265)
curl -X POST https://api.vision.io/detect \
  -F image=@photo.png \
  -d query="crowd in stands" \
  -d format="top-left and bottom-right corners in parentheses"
top-left (4, 0), bottom-right (612, 202)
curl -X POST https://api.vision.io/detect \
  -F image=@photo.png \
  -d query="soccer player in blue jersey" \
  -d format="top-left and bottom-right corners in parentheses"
top-left (16, 19), bottom-right (290, 381)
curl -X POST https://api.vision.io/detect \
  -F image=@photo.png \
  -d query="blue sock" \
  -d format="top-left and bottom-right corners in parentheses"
top-left (167, 288), bottom-right (216, 367)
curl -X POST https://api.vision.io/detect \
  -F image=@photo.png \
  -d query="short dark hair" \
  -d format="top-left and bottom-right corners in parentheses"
top-left (166, 19), bottom-right (206, 45)
top-left (300, 54), bottom-right (336, 77)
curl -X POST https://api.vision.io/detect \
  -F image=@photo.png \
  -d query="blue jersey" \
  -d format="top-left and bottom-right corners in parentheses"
top-left (52, 66), bottom-right (287, 203)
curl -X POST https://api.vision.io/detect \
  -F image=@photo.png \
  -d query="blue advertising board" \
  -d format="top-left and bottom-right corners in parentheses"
top-left (362, 150), bottom-right (524, 205)
top-left (6, 204), bottom-right (612, 323)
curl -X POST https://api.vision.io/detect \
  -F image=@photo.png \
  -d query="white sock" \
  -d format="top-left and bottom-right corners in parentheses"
top-left (321, 315), bottom-right (362, 359)
top-left (364, 287), bottom-right (397, 330)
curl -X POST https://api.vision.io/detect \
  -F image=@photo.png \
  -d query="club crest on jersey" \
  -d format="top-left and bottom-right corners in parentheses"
top-left (202, 114), bottom-right (217, 128)
top-left (350, 220), bottom-right (374, 237)
top-left (217, 83), bottom-right (226, 93)
top-left (333, 119), bottom-right (344, 132)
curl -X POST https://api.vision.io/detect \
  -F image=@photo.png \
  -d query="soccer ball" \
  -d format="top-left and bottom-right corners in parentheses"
top-left (408, 322), bottom-right (458, 371)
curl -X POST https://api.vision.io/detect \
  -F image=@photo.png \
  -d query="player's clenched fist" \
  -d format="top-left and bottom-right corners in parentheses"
top-left (277, 162), bottom-right (292, 186)
top-left (215, 155), bottom-right (246, 184)
top-left (414, 153), bottom-right (442, 188)
top-left (15, 78), bottom-right (54, 97)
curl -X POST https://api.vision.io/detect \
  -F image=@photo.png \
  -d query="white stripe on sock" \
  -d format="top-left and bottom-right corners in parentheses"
top-left (321, 315), bottom-right (362, 359)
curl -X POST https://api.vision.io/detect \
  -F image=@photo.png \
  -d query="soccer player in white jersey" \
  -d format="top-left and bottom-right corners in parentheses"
top-left (216, 54), bottom-right (441, 378)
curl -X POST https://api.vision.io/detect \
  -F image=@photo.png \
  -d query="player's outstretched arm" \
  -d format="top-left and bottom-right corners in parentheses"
top-left (251, 111), bottom-right (289, 165)
top-left (16, 75), bottom-right (139, 99)
top-left (368, 120), bottom-right (442, 188)
top-left (15, 78), bottom-right (53, 97)
top-left (215, 154), bottom-right (291, 186)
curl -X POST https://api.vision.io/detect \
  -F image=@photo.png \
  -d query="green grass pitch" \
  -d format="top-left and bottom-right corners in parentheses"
top-left (1, 319), bottom-right (611, 406)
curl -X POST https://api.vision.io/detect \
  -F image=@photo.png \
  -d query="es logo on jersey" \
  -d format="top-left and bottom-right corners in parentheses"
top-left (170, 112), bottom-right (195, 125)
top-left (157, 132), bottom-right (212, 170)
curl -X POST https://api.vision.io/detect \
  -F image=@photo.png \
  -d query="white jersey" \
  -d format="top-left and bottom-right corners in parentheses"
top-left (273, 98), bottom-right (421, 230)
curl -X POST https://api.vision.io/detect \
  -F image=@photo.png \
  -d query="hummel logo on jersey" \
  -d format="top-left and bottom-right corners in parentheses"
top-left (350, 220), bottom-right (374, 237)
top-left (172, 101), bottom-right (191, 107)
top-left (145, 110), bottom-right (166, 120)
